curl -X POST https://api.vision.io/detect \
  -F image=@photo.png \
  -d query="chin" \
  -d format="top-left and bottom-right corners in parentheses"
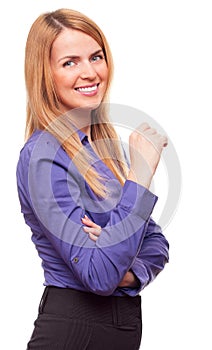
top-left (79, 100), bottom-right (102, 111)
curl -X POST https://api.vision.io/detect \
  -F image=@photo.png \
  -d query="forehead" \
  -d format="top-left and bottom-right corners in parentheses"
top-left (51, 28), bottom-right (102, 57)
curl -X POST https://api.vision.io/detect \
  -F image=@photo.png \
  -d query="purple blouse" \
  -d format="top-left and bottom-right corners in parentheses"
top-left (16, 129), bottom-right (169, 296)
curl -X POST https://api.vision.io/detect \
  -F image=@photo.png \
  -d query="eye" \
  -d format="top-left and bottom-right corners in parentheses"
top-left (91, 54), bottom-right (104, 62)
top-left (63, 60), bottom-right (75, 67)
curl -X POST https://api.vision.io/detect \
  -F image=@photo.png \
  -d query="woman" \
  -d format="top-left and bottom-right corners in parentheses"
top-left (16, 8), bottom-right (169, 350)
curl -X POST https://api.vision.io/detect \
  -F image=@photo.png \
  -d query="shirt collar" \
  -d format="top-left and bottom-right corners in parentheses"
top-left (77, 129), bottom-right (89, 145)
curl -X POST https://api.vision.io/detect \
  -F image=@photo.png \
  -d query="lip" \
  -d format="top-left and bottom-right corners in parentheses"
top-left (74, 83), bottom-right (100, 96)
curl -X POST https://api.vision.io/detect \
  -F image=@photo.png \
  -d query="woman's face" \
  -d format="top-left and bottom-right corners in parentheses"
top-left (50, 28), bottom-right (109, 113)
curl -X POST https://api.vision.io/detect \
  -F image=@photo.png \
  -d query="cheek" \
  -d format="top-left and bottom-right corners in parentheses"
top-left (100, 64), bottom-right (109, 84)
top-left (53, 71), bottom-right (76, 90)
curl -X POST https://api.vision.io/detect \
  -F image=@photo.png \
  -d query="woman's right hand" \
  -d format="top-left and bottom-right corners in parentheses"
top-left (127, 122), bottom-right (168, 188)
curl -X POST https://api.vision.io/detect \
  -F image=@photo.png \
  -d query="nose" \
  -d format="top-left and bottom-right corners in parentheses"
top-left (80, 61), bottom-right (97, 80)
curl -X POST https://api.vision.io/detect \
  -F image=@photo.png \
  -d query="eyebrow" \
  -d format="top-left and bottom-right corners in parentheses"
top-left (58, 49), bottom-right (104, 63)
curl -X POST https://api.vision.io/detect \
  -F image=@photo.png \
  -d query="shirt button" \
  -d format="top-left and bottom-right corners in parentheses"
top-left (73, 257), bottom-right (79, 263)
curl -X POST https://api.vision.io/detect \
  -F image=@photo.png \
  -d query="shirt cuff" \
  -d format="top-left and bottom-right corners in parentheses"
top-left (120, 180), bottom-right (158, 220)
top-left (117, 262), bottom-right (150, 297)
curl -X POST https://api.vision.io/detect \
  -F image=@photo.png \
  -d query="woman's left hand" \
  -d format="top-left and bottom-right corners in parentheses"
top-left (82, 215), bottom-right (102, 242)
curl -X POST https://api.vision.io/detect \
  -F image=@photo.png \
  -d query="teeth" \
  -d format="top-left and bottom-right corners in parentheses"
top-left (77, 85), bottom-right (98, 92)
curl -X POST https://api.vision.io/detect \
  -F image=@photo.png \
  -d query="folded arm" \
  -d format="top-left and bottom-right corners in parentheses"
top-left (17, 132), bottom-right (158, 296)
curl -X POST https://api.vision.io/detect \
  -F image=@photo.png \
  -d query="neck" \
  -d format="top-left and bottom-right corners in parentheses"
top-left (67, 108), bottom-right (92, 137)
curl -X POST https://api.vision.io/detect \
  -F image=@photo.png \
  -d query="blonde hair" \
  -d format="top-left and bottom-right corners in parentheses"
top-left (25, 8), bottom-right (128, 196)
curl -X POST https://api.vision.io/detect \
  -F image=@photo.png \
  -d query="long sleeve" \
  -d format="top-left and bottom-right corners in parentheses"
top-left (122, 218), bottom-right (169, 296)
top-left (17, 131), bottom-right (158, 296)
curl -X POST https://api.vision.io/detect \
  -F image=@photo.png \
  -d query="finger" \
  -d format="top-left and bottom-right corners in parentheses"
top-left (144, 128), bottom-right (157, 135)
top-left (145, 132), bottom-right (168, 149)
top-left (88, 232), bottom-right (98, 242)
top-left (81, 215), bottom-right (101, 230)
top-left (136, 122), bottom-right (150, 133)
top-left (81, 214), bottom-right (93, 225)
top-left (82, 221), bottom-right (102, 232)
top-left (84, 227), bottom-right (99, 242)
top-left (160, 135), bottom-right (168, 147)
top-left (83, 226), bottom-right (101, 236)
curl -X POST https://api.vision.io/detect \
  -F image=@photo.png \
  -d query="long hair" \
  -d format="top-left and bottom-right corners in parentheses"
top-left (25, 8), bottom-right (128, 197)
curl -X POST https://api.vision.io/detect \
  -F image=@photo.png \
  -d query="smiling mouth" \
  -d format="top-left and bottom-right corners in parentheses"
top-left (75, 83), bottom-right (99, 93)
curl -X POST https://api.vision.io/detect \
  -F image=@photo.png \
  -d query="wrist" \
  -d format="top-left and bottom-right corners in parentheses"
top-left (127, 170), bottom-right (152, 189)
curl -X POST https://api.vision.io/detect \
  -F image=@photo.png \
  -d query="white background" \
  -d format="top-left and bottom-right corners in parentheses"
top-left (1, 0), bottom-right (211, 349)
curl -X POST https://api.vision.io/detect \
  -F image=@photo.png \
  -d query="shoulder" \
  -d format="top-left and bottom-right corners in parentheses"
top-left (17, 130), bottom-right (66, 178)
top-left (18, 130), bottom-right (61, 162)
